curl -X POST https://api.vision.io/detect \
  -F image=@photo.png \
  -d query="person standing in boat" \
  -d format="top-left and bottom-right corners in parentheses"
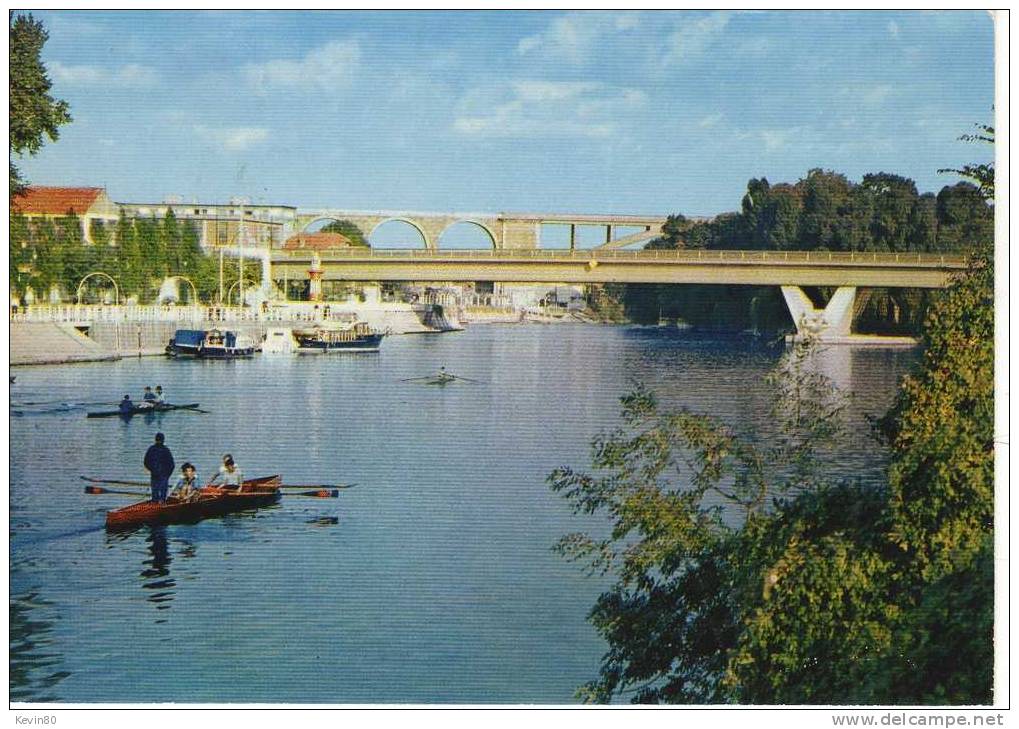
top-left (170, 462), bottom-right (201, 502)
top-left (118, 395), bottom-right (134, 416)
top-left (143, 433), bottom-right (175, 503)
top-left (208, 454), bottom-right (244, 493)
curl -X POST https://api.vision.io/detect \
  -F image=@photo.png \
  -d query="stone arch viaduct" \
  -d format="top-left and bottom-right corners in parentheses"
top-left (293, 210), bottom-right (670, 250)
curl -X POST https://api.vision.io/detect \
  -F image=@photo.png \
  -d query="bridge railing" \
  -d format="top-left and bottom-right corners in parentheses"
top-left (275, 248), bottom-right (967, 267)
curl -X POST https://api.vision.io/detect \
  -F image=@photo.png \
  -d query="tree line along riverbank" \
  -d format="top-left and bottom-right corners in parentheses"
top-left (595, 169), bottom-right (993, 335)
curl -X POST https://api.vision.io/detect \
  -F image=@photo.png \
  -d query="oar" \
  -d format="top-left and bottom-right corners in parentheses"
top-left (450, 375), bottom-right (485, 384)
top-left (81, 476), bottom-right (149, 487)
top-left (400, 376), bottom-right (437, 382)
top-left (280, 483), bottom-right (357, 490)
top-left (285, 489), bottom-right (340, 498)
top-left (84, 485), bottom-right (149, 497)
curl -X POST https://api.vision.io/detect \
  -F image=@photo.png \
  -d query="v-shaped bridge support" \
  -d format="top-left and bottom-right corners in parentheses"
top-left (780, 286), bottom-right (857, 342)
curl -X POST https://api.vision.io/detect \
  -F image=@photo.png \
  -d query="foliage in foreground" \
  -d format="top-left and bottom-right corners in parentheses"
top-left (550, 130), bottom-right (996, 704)
top-left (551, 251), bottom-right (994, 703)
top-left (9, 12), bottom-right (72, 196)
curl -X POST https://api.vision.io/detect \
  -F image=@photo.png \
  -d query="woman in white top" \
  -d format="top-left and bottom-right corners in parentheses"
top-left (208, 454), bottom-right (244, 492)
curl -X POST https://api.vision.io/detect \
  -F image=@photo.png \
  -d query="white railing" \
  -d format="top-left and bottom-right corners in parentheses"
top-left (10, 304), bottom-right (265, 324)
top-left (9, 302), bottom-right (428, 325)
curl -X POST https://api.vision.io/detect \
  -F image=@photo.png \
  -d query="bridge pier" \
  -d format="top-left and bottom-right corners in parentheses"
top-left (780, 286), bottom-right (914, 345)
top-left (781, 286), bottom-right (856, 343)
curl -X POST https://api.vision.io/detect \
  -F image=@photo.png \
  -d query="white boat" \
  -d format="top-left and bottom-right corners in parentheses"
top-left (262, 327), bottom-right (299, 355)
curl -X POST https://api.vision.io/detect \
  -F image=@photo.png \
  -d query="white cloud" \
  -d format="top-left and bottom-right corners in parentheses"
top-left (662, 12), bottom-right (731, 66)
top-left (50, 61), bottom-right (159, 88)
top-left (454, 79), bottom-right (645, 139)
top-left (699, 112), bottom-right (724, 128)
top-left (243, 39), bottom-right (361, 93)
top-left (512, 80), bottom-right (601, 103)
top-left (517, 12), bottom-right (640, 65)
top-left (194, 125), bottom-right (269, 152)
top-left (759, 128), bottom-right (795, 152)
top-left (839, 83), bottom-right (895, 106)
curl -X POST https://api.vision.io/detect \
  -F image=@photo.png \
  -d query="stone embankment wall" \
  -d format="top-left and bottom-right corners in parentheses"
top-left (461, 306), bottom-right (523, 325)
top-left (10, 323), bottom-right (120, 366)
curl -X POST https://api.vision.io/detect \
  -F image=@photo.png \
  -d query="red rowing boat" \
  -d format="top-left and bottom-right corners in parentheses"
top-left (105, 475), bottom-right (282, 530)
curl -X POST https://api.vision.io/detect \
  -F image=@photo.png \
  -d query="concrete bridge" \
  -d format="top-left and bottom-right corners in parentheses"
top-left (294, 209), bottom-right (668, 250)
top-left (269, 248), bottom-right (968, 343)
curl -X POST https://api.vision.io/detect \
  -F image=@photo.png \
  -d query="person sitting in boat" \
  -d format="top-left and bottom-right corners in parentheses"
top-left (170, 462), bottom-right (201, 502)
top-left (140, 386), bottom-right (157, 409)
top-left (154, 385), bottom-right (165, 404)
top-left (119, 395), bottom-right (134, 416)
top-left (208, 454), bottom-right (244, 493)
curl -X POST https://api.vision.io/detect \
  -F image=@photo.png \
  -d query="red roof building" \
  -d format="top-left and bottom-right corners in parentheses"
top-left (10, 186), bottom-right (120, 242)
top-left (283, 231), bottom-right (355, 250)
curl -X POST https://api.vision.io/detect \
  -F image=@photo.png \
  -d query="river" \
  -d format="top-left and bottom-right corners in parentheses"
top-left (9, 324), bottom-right (916, 703)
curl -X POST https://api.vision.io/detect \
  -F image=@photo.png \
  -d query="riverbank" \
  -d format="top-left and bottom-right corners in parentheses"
top-left (9, 302), bottom-right (459, 366)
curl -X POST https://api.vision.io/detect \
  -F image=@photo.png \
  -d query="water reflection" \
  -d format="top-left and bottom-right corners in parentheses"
top-left (9, 592), bottom-right (68, 702)
top-left (9, 326), bottom-right (917, 703)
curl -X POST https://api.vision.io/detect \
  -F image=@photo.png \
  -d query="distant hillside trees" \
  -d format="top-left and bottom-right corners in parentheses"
top-left (625, 169), bottom-right (994, 334)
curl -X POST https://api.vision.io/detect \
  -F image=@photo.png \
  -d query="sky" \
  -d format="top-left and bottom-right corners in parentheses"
top-left (16, 10), bottom-right (996, 217)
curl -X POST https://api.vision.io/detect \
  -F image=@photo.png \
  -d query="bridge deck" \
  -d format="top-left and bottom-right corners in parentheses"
top-left (270, 248), bottom-right (968, 288)
top-left (275, 248), bottom-right (967, 266)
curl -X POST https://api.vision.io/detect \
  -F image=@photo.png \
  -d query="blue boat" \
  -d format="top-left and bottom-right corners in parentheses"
top-left (166, 329), bottom-right (256, 359)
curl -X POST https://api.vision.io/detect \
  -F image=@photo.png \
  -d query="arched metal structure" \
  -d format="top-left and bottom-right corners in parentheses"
top-left (76, 271), bottom-right (120, 306)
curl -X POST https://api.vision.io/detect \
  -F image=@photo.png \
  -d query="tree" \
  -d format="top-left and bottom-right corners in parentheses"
top-left (320, 219), bottom-right (369, 247)
top-left (552, 130), bottom-right (997, 705)
top-left (649, 214), bottom-right (692, 249)
top-left (9, 12), bottom-right (71, 195)
top-left (549, 342), bottom-right (864, 703)
top-left (938, 124), bottom-right (995, 200)
top-left (860, 173), bottom-right (920, 252)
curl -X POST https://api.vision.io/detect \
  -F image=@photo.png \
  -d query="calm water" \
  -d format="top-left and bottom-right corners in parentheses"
top-left (9, 325), bottom-right (915, 704)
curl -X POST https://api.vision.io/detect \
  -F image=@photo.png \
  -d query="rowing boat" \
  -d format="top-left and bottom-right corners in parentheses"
top-left (86, 403), bottom-right (201, 419)
top-left (105, 475), bottom-right (282, 530)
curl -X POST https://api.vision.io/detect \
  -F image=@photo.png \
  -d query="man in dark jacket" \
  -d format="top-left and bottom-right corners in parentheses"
top-left (143, 432), bottom-right (175, 503)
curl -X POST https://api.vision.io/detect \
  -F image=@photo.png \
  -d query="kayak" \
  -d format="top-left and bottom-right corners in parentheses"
top-left (105, 475), bottom-right (282, 530)
top-left (87, 403), bottom-right (201, 419)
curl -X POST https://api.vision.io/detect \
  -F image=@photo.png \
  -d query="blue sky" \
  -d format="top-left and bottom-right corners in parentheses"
top-left (17, 10), bottom-right (995, 216)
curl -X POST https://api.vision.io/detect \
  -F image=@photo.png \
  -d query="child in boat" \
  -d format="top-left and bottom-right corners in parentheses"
top-left (171, 462), bottom-right (201, 502)
top-left (208, 454), bottom-right (244, 493)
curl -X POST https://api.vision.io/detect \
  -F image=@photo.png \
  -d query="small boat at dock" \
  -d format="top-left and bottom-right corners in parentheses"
top-left (104, 475), bottom-right (282, 530)
top-left (166, 329), bottom-right (256, 359)
top-left (294, 321), bottom-right (385, 353)
top-left (87, 402), bottom-right (201, 419)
